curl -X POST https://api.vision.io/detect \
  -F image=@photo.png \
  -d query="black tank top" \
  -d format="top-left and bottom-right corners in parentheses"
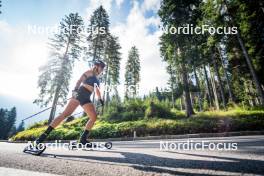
top-left (83, 74), bottom-right (100, 87)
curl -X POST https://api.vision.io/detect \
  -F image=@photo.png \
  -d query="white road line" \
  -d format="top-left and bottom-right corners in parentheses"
top-left (0, 167), bottom-right (63, 176)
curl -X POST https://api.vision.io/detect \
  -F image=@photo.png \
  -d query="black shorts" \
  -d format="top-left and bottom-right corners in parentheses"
top-left (75, 86), bottom-right (92, 106)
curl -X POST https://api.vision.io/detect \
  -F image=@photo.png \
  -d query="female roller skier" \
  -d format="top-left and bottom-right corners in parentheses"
top-left (32, 60), bottom-right (106, 150)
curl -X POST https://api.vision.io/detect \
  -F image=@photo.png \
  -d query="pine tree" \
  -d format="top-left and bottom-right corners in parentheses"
top-left (125, 46), bottom-right (141, 98)
top-left (200, 0), bottom-right (264, 106)
top-left (217, 45), bottom-right (234, 102)
top-left (0, 108), bottom-right (7, 139)
top-left (6, 107), bottom-right (16, 138)
top-left (222, 0), bottom-right (264, 105)
top-left (34, 13), bottom-right (84, 124)
top-left (0, 107), bottom-right (16, 139)
top-left (86, 6), bottom-right (110, 104)
top-left (158, 0), bottom-right (201, 116)
top-left (86, 5), bottom-right (110, 63)
top-left (104, 35), bottom-right (122, 105)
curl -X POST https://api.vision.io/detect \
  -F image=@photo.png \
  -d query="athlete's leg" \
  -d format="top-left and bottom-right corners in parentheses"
top-left (79, 103), bottom-right (97, 144)
top-left (50, 98), bottom-right (80, 128)
top-left (35, 98), bottom-right (79, 144)
top-left (82, 103), bottom-right (97, 130)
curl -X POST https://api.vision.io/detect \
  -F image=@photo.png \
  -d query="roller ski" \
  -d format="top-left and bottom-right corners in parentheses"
top-left (23, 130), bottom-right (49, 156)
top-left (23, 142), bottom-right (46, 156)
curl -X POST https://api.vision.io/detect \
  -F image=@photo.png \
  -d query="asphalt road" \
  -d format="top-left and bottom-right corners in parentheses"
top-left (0, 135), bottom-right (264, 176)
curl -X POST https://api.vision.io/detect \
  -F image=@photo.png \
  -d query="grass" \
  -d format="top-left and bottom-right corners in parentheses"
top-left (11, 107), bottom-right (264, 141)
top-left (194, 107), bottom-right (264, 118)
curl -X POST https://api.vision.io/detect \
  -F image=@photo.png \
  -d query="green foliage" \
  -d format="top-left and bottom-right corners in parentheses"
top-left (103, 98), bottom-right (183, 122)
top-left (12, 127), bottom-right (46, 141)
top-left (145, 100), bottom-right (175, 119)
top-left (202, 98), bottom-right (209, 111)
top-left (91, 122), bottom-right (118, 138)
top-left (11, 106), bottom-right (264, 141)
top-left (27, 120), bottom-right (48, 130)
top-left (159, 0), bottom-right (264, 114)
top-left (102, 98), bottom-right (146, 122)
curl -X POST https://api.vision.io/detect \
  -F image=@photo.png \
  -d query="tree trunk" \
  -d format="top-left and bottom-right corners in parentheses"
top-left (223, 0), bottom-right (264, 106)
top-left (250, 81), bottom-right (259, 106)
top-left (244, 81), bottom-right (253, 107)
top-left (171, 87), bottom-right (175, 109)
top-left (190, 92), bottom-right (193, 107)
top-left (194, 67), bottom-right (202, 111)
top-left (48, 86), bottom-right (61, 124)
top-left (92, 38), bottom-right (99, 104)
top-left (203, 64), bottom-right (213, 107)
top-left (102, 63), bottom-right (109, 114)
top-left (180, 96), bottom-right (183, 111)
top-left (181, 62), bottom-right (195, 117)
top-left (235, 32), bottom-right (264, 105)
top-left (212, 52), bottom-right (226, 109)
top-left (169, 66), bottom-right (175, 109)
top-left (217, 46), bottom-right (234, 102)
top-left (209, 64), bottom-right (220, 110)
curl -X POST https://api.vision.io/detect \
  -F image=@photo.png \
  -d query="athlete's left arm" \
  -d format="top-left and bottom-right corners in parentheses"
top-left (95, 86), bottom-right (104, 106)
top-left (95, 86), bottom-right (102, 100)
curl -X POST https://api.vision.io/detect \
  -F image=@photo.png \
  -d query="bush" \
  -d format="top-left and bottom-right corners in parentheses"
top-left (227, 101), bottom-right (238, 110)
top-left (11, 127), bottom-right (46, 141)
top-left (27, 120), bottom-right (48, 130)
top-left (102, 98), bottom-right (183, 122)
top-left (102, 98), bottom-right (146, 122)
top-left (91, 122), bottom-right (118, 138)
top-left (145, 101), bottom-right (175, 119)
top-left (11, 106), bottom-right (264, 141)
top-left (102, 103), bottom-right (126, 122)
top-left (202, 99), bottom-right (209, 111)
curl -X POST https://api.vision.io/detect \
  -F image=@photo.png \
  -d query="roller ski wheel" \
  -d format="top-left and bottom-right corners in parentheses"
top-left (105, 141), bottom-right (112, 149)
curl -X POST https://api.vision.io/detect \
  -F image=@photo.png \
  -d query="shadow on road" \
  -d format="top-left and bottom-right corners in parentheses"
top-left (43, 149), bottom-right (264, 175)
